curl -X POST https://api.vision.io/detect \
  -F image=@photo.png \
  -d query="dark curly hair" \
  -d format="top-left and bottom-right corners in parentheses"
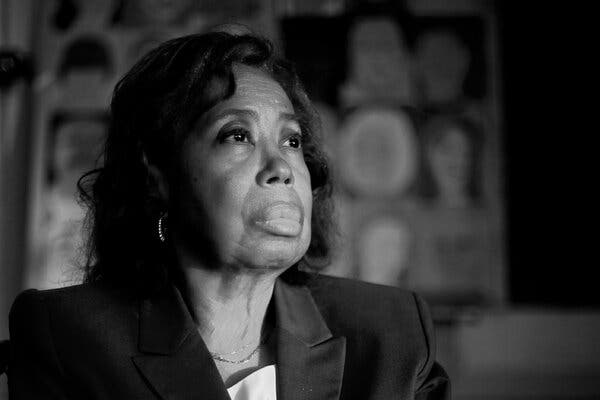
top-left (78, 32), bottom-right (334, 295)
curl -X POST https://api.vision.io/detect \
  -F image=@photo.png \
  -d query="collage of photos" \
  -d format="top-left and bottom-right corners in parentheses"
top-left (282, 11), bottom-right (505, 311)
top-left (25, 1), bottom-right (505, 314)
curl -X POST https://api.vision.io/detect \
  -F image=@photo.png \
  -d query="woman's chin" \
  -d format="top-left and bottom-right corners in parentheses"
top-left (235, 238), bottom-right (308, 272)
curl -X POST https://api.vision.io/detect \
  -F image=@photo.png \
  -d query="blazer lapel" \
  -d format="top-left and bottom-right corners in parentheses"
top-left (131, 285), bottom-right (229, 400)
top-left (130, 278), bottom-right (346, 400)
top-left (274, 279), bottom-right (346, 400)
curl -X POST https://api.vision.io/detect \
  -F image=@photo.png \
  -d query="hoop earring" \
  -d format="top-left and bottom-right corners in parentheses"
top-left (158, 212), bottom-right (168, 243)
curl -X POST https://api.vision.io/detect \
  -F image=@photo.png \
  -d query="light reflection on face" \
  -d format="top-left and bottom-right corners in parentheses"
top-left (171, 64), bottom-right (312, 272)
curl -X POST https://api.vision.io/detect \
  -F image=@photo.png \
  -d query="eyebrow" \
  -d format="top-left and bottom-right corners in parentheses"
top-left (212, 109), bottom-right (301, 124)
top-left (279, 112), bottom-right (302, 125)
top-left (213, 108), bottom-right (259, 123)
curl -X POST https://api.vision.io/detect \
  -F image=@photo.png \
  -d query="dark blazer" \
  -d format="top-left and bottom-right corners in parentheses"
top-left (8, 273), bottom-right (450, 399)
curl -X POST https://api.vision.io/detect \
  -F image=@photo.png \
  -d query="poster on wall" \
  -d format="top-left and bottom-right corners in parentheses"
top-left (282, 7), bottom-right (505, 309)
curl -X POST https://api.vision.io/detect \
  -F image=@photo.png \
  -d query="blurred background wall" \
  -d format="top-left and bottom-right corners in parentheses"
top-left (0, 1), bottom-right (597, 399)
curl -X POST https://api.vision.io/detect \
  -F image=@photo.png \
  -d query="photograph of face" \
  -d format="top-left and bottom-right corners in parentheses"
top-left (415, 30), bottom-right (471, 105)
top-left (340, 15), bottom-right (412, 106)
top-left (418, 115), bottom-right (483, 208)
top-left (429, 127), bottom-right (471, 202)
top-left (412, 15), bottom-right (487, 107)
top-left (337, 108), bottom-right (418, 198)
top-left (357, 216), bottom-right (412, 286)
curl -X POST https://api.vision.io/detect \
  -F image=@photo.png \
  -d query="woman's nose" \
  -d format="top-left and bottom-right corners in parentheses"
top-left (257, 153), bottom-right (294, 187)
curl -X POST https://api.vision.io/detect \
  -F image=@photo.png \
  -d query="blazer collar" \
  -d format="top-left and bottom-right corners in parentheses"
top-left (137, 284), bottom-right (195, 355)
top-left (133, 277), bottom-right (345, 400)
top-left (273, 278), bottom-right (346, 400)
top-left (273, 278), bottom-right (333, 346)
top-left (133, 285), bottom-right (229, 400)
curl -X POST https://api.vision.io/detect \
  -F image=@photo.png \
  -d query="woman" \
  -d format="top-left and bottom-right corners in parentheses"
top-left (8, 31), bottom-right (449, 399)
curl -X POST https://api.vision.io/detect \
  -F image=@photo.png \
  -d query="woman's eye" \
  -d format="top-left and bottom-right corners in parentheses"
top-left (284, 134), bottom-right (302, 149)
top-left (220, 128), bottom-right (250, 144)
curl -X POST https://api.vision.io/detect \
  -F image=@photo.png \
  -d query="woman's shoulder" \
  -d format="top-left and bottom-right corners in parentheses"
top-left (304, 272), bottom-right (434, 338)
top-left (305, 272), bottom-right (427, 312)
top-left (10, 282), bottom-right (139, 333)
top-left (302, 272), bottom-right (442, 392)
top-left (307, 272), bottom-right (419, 303)
top-left (12, 281), bottom-right (135, 308)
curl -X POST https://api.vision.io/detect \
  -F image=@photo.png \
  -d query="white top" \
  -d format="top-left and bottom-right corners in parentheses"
top-left (226, 364), bottom-right (277, 400)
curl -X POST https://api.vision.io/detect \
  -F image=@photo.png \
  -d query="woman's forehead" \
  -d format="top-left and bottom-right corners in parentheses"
top-left (228, 64), bottom-right (293, 111)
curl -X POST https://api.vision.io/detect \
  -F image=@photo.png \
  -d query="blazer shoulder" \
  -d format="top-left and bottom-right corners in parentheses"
top-left (305, 274), bottom-right (443, 392)
top-left (307, 273), bottom-right (423, 312)
top-left (9, 285), bottom-right (88, 320)
top-left (15, 280), bottom-right (136, 303)
top-left (306, 273), bottom-right (432, 338)
top-left (10, 282), bottom-right (139, 336)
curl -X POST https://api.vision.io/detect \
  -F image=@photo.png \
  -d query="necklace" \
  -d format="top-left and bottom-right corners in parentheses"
top-left (210, 330), bottom-right (271, 364)
top-left (211, 345), bottom-right (261, 364)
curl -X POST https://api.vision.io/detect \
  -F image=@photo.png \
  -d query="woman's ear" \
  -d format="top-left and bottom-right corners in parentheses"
top-left (144, 152), bottom-right (169, 203)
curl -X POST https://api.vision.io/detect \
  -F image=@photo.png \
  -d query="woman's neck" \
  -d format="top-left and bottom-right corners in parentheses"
top-left (178, 263), bottom-right (277, 356)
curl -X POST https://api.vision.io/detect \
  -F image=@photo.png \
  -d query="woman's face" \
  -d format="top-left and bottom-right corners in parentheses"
top-left (170, 64), bottom-right (312, 272)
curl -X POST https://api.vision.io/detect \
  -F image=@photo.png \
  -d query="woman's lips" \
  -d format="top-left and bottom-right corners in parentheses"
top-left (253, 202), bottom-right (303, 237)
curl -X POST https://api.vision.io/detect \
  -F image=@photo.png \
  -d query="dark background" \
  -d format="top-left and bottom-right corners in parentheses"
top-left (500, 3), bottom-right (594, 306)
